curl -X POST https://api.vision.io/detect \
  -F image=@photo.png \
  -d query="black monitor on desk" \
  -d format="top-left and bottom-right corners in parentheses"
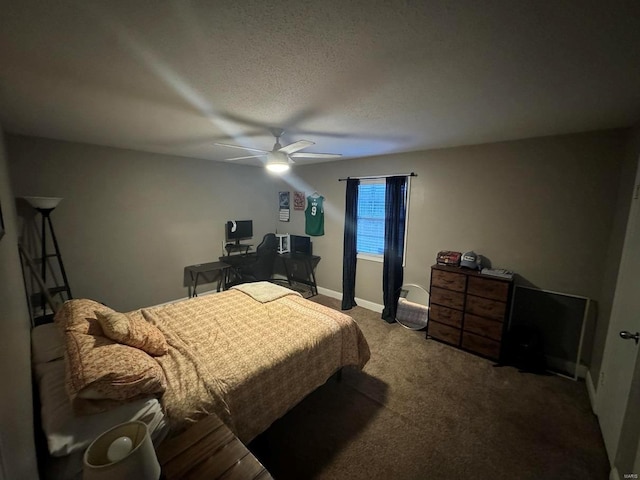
top-left (290, 235), bottom-right (312, 255)
top-left (225, 220), bottom-right (253, 245)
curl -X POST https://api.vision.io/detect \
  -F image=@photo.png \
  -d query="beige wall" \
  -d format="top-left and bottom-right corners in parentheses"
top-left (281, 129), bottom-right (629, 367)
top-left (288, 130), bottom-right (626, 300)
top-left (10, 130), bottom-right (628, 314)
top-left (0, 128), bottom-right (38, 479)
top-left (7, 135), bottom-right (282, 311)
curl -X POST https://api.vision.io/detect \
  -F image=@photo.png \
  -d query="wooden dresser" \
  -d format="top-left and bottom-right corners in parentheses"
top-left (427, 264), bottom-right (513, 361)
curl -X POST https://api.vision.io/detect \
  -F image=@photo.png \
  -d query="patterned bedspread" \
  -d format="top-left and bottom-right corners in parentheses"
top-left (142, 283), bottom-right (370, 442)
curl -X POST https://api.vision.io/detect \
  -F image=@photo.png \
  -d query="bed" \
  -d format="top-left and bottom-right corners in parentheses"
top-left (33, 282), bottom-right (370, 478)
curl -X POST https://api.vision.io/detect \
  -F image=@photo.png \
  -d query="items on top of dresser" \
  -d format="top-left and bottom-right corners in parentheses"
top-left (460, 251), bottom-right (482, 270)
top-left (436, 251), bottom-right (461, 266)
top-left (480, 268), bottom-right (514, 280)
top-left (436, 250), bottom-right (487, 270)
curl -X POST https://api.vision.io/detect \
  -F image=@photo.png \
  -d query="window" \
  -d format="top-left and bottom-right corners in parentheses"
top-left (357, 179), bottom-right (386, 257)
top-left (356, 178), bottom-right (410, 262)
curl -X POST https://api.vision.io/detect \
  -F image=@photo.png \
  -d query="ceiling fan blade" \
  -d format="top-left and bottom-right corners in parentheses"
top-left (214, 142), bottom-right (269, 154)
top-left (279, 140), bottom-right (314, 154)
top-left (225, 154), bottom-right (266, 161)
top-left (289, 152), bottom-right (342, 159)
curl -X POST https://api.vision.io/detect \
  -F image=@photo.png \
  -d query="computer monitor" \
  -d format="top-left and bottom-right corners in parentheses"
top-left (225, 220), bottom-right (253, 244)
top-left (290, 235), bottom-right (312, 255)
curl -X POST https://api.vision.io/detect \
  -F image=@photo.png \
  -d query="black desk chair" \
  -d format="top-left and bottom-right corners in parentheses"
top-left (225, 233), bottom-right (278, 286)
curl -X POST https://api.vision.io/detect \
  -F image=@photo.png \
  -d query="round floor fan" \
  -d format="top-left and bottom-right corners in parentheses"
top-left (214, 128), bottom-right (341, 172)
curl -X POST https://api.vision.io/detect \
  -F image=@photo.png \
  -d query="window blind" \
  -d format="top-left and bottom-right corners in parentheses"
top-left (357, 180), bottom-right (386, 255)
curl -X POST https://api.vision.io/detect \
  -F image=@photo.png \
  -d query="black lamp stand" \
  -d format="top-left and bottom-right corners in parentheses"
top-left (35, 207), bottom-right (72, 315)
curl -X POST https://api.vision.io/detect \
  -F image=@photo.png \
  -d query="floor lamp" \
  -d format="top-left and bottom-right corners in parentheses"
top-left (23, 196), bottom-right (72, 320)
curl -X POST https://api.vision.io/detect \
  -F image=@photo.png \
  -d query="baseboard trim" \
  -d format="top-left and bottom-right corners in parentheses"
top-left (586, 369), bottom-right (598, 414)
top-left (316, 286), bottom-right (340, 300)
top-left (316, 286), bottom-right (384, 313)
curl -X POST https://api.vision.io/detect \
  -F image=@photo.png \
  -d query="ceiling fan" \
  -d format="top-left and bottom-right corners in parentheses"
top-left (214, 128), bottom-right (341, 173)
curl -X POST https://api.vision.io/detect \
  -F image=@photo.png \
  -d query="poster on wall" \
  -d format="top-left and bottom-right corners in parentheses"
top-left (279, 191), bottom-right (290, 222)
top-left (293, 191), bottom-right (305, 210)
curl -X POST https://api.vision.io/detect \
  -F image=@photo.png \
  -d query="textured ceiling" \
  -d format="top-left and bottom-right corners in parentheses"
top-left (1, 1), bottom-right (639, 167)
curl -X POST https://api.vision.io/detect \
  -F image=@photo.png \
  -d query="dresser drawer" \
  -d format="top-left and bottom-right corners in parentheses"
top-left (428, 321), bottom-right (461, 346)
top-left (465, 295), bottom-right (506, 321)
top-left (431, 269), bottom-right (466, 292)
top-left (430, 304), bottom-right (463, 328)
top-left (463, 314), bottom-right (503, 341)
top-left (431, 287), bottom-right (465, 310)
top-left (462, 332), bottom-right (501, 360)
top-left (467, 276), bottom-right (510, 301)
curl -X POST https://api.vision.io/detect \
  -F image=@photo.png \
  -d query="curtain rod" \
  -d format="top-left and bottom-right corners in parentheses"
top-left (338, 172), bottom-right (417, 181)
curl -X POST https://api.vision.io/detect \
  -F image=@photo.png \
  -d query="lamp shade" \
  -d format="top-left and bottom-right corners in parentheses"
top-left (23, 196), bottom-right (63, 210)
top-left (83, 421), bottom-right (160, 480)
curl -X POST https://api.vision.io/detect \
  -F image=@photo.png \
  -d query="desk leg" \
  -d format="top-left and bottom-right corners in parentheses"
top-left (223, 268), bottom-right (230, 290)
top-left (307, 259), bottom-right (318, 296)
top-left (216, 269), bottom-right (229, 292)
top-left (192, 272), bottom-right (201, 297)
top-left (282, 259), bottom-right (294, 288)
top-left (188, 272), bottom-right (195, 298)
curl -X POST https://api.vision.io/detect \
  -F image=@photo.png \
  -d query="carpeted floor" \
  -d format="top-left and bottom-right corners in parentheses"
top-left (248, 295), bottom-right (610, 480)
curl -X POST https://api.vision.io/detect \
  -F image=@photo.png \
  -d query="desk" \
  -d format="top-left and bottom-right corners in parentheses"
top-left (275, 253), bottom-right (321, 297)
top-left (184, 261), bottom-right (231, 297)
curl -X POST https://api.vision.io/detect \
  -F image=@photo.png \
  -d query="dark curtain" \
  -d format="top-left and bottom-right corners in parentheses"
top-left (381, 176), bottom-right (408, 322)
top-left (341, 178), bottom-right (359, 310)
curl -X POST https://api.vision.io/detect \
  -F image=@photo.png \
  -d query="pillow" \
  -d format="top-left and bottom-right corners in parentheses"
top-left (65, 329), bottom-right (166, 415)
top-left (54, 298), bottom-right (114, 335)
top-left (32, 323), bottom-right (65, 364)
top-left (94, 310), bottom-right (168, 356)
top-left (34, 359), bottom-right (167, 457)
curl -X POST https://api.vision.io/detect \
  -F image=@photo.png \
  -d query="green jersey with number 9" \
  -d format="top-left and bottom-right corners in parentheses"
top-left (305, 195), bottom-right (324, 236)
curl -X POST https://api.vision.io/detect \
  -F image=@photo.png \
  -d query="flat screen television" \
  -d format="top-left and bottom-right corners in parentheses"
top-left (225, 220), bottom-right (253, 244)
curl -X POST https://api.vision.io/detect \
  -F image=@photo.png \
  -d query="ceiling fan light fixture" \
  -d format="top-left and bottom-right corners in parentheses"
top-left (266, 162), bottom-right (290, 173)
top-left (265, 151), bottom-right (290, 173)
top-left (217, 128), bottom-right (340, 172)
